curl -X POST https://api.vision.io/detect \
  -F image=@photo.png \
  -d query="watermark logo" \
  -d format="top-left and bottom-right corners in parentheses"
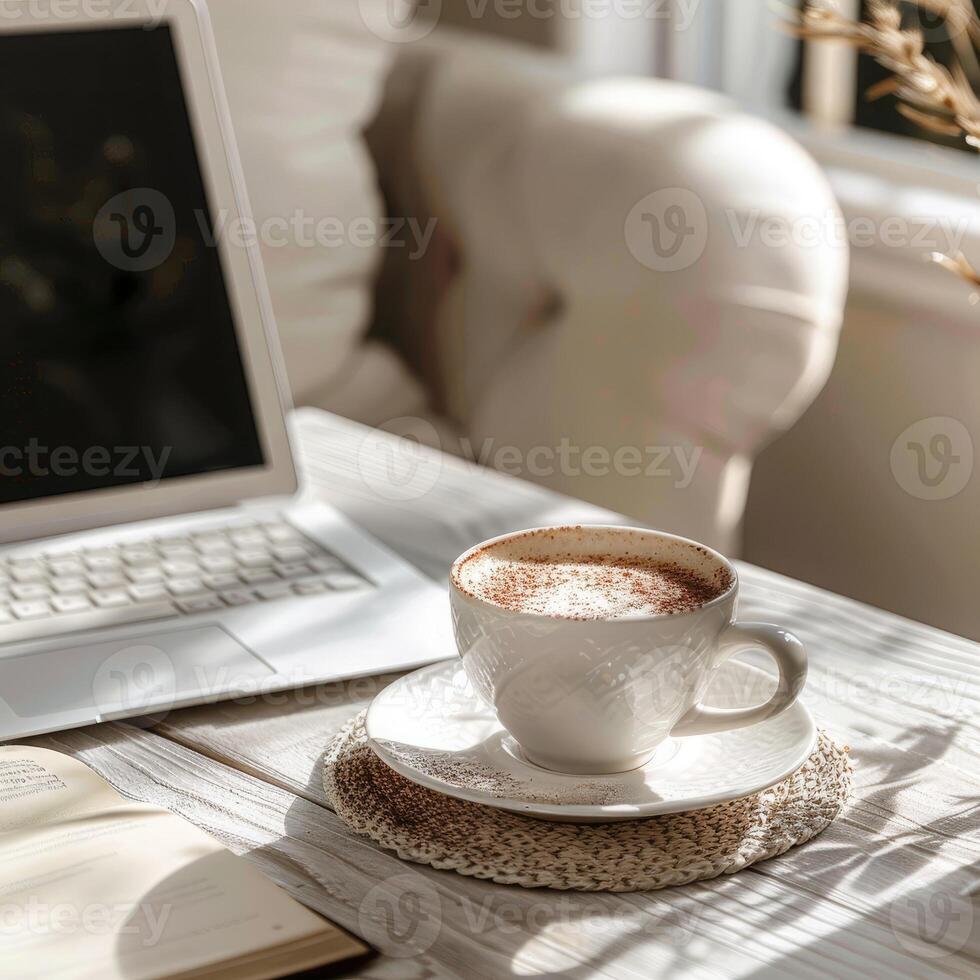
top-left (889, 881), bottom-right (975, 960)
top-left (92, 644), bottom-right (177, 724)
top-left (356, 416), bottom-right (442, 502)
top-left (907, 2), bottom-right (973, 45)
top-left (359, 0), bottom-right (441, 43)
top-left (94, 188), bottom-right (175, 272)
top-left (357, 873), bottom-right (442, 957)
top-left (624, 195), bottom-right (967, 275)
top-left (625, 188), bottom-right (708, 272)
top-left (890, 417), bottom-right (974, 501)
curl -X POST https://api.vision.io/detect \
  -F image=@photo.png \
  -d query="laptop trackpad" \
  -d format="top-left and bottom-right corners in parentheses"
top-left (0, 626), bottom-right (274, 720)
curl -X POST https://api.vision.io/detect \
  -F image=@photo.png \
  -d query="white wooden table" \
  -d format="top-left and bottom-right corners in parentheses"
top-left (29, 410), bottom-right (980, 978)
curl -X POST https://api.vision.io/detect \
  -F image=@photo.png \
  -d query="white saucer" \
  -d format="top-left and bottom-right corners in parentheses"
top-left (365, 659), bottom-right (817, 823)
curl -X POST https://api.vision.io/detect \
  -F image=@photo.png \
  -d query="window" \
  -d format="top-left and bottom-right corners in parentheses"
top-left (788, 0), bottom-right (980, 151)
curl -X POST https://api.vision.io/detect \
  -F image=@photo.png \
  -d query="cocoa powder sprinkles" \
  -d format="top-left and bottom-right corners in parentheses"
top-left (453, 527), bottom-right (733, 619)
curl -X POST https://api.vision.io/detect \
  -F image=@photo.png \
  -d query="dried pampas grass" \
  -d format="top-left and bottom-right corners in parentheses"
top-left (793, 1), bottom-right (980, 287)
top-left (795, 0), bottom-right (980, 144)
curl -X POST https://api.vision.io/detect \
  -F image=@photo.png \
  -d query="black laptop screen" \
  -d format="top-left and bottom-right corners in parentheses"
top-left (0, 25), bottom-right (265, 506)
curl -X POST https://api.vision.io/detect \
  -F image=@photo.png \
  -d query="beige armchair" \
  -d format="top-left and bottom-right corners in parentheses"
top-left (365, 34), bottom-right (849, 553)
top-left (209, 5), bottom-right (848, 555)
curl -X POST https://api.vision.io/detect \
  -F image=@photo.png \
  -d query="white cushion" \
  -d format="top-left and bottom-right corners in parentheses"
top-left (207, 0), bottom-right (392, 404)
top-left (404, 42), bottom-right (848, 552)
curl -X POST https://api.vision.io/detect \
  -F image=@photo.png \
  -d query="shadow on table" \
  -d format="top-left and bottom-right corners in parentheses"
top-left (278, 740), bottom-right (715, 978)
top-left (224, 671), bottom-right (979, 980)
top-left (743, 719), bottom-right (980, 976)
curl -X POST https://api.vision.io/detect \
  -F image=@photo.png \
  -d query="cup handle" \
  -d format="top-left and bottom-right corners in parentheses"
top-left (670, 622), bottom-right (807, 738)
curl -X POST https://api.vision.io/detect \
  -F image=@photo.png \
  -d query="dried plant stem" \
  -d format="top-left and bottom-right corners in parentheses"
top-left (795, 1), bottom-right (980, 290)
top-left (915, 0), bottom-right (980, 81)
top-left (796, 1), bottom-right (980, 144)
top-left (931, 250), bottom-right (980, 286)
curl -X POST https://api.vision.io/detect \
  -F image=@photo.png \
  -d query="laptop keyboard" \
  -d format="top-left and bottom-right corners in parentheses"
top-left (0, 519), bottom-right (371, 645)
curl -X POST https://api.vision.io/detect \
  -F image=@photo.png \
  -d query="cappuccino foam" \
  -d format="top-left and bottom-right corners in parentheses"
top-left (454, 528), bottom-right (731, 619)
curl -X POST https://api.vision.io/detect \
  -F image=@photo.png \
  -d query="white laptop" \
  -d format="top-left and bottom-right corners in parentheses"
top-left (0, 0), bottom-right (450, 740)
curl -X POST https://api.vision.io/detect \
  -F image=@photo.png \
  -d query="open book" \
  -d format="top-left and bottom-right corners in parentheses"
top-left (0, 746), bottom-right (371, 979)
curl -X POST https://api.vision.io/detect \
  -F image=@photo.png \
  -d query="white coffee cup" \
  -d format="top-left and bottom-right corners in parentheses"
top-left (450, 525), bottom-right (807, 775)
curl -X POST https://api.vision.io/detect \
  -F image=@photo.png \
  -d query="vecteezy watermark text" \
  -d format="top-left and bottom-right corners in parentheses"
top-left (625, 187), bottom-right (972, 273)
top-left (93, 189), bottom-right (440, 272)
top-left (353, 418), bottom-right (706, 503)
top-left (197, 210), bottom-right (438, 260)
top-left (358, 0), bottom-right (702, 45)
top-left (726, 209), bottom-right (970, 254)
top-left (0, 441), bottom-right (172, 485)
top-left (460, 0), bottom-right (700, 27)
top-left (0, 0), bottom-right (170, 27)
top-left (0, 899), bottom-right (171, 947)
top-left (356, 872), bottom-right (703, 958)
top-left (459, 436), bottom-right (703, 487)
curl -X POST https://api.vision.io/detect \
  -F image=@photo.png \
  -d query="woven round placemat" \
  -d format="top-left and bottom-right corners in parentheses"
top-left (323, 712), bottom-right (852, 892)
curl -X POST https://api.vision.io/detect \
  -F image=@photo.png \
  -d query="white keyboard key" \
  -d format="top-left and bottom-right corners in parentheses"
top-left (53, 577), bottom-right (88, 594)
top-left (129, 583), bottom-right (169, 602)
top-left (121, 548), bottom-right (156, 565)
top-left (325, 572), bottom-right (366, 591)
top-left (85, 555), bottom-right (119, 571)
top-left (275, 563), bottom-right (311, 580)
top-left (0, 607), bottom-right (14, 625)
top-left (11, 562), bottom-right (46, 582)
top-left (11, 600), bottom-right (52, 620)
top-left (231, 529), bottom-right (266, 548)
top-left (237, 550), bottom-right (273, 568)
top-left (85, 547), bottom-right (117, 560)
top-left (293, 579), bottom-right (328, 596)
top-left (88, 571), bottom-right (126, 589)
top-left (203, 573), bottom-right (240, 591)
top-left (128, 566), bottom-right (164, 583)
top-left (273, 545), bottom-right (310, 563)
top-left (162, 560), bottom-right (199, 577)
top-left (239, 569), bottom-right (277, 585)
top-left (264, 523), bottom-right (301, 542)
top-left (194, 535), bottom-right (231, 553)
top-left (220, 590), bottom-right (256, 607)
top-left (256, 583), bottom-right (293, 601)
top-left (157, 536), bottom-right (191, 548)
top-left (308, 556), bottom-right (344, 573)
top-left (49, 558), bottom-right (85, 577)
top-left (159, 545), bottom-right (196, 559)
top-left (0, 600), bottom-right (179, 645)
top-left (177, 595), bottom-right (224, 614)
top-left (167, 578), bottom-right (206, 597)
top-left (92, 589), bottom-right (131, 608)
top-left (52, 595), bottom-right (93, 614)
top-left (11, 583), bottom-right (51, 601)
top-left (200, 555), bottom-right (236, 573)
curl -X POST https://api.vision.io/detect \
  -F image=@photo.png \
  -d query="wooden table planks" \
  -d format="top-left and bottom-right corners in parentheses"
top-left (25, 409), bottom-right (980, 978)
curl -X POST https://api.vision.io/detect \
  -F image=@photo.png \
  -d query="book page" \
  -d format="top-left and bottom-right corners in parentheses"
top-left (0, 746), bottom-right (366, 980)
